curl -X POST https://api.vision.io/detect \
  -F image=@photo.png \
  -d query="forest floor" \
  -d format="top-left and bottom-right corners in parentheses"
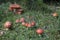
top-left (0, 3), bottom-right (60, 40)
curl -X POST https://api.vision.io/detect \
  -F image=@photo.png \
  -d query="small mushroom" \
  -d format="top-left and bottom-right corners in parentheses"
top-left (9, 3), bottom-right (21, 13)
top-left (15, 19), bottom-right (20, 23)
top-left (9, 4), bottom-right (21, 10)
top-left (52, 12), bottom-right (58, 17)
top-left (4, 21), bottom-right (12, 29)
top-left (19, 17), bottom-right (25, 22)
top-left (36, 28), bottom-right (44, 34)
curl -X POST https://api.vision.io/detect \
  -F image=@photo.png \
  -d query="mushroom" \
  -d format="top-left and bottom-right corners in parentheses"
top-left (9, 4), bottom-right (21, 10)
top-left (4, 21), bottom-right (12, 29)
top-left (52, 12), bottom-right (58, 17)
top-left (9, 3), bottom-right (23, 14)
top-left (9, 3), bottom-right (21, 14)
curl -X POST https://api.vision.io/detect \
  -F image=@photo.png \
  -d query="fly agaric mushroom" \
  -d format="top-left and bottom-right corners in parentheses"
top-left (4, 21), bottom-right (12, 29)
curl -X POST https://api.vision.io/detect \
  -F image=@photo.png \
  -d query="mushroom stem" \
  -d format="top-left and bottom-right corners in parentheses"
top-left (13, 9), bottom-right (16, 14)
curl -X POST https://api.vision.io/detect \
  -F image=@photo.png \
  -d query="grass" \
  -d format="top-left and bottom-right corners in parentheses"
top-left (0, 3), bottom-right (60, 40)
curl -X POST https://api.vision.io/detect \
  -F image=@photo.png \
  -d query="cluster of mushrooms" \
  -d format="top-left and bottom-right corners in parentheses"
top-left (3, 18), bottom-right (44, 35)
top-left (0, 3), bottom-right (59, 36)
top-left (9, 3), bottom-right (23, 14)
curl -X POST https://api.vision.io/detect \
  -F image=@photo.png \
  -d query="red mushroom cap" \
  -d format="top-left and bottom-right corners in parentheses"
top-left (36, 29), bottom-right (44, 34)
top-left (24, 23), bottom-right (29, 27)
top-left (9, 4), bottom-right (21, 11)
top-left (19, 18), bottom-right (25, 22)
top-left (31, 21), bottom-right (35, 26)
top-left (15, 19), bottom-right (20, 23)
top-left (10, 4), bottom-right (20, 8)
top-left (27, 23), bottom-right (32, 28)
